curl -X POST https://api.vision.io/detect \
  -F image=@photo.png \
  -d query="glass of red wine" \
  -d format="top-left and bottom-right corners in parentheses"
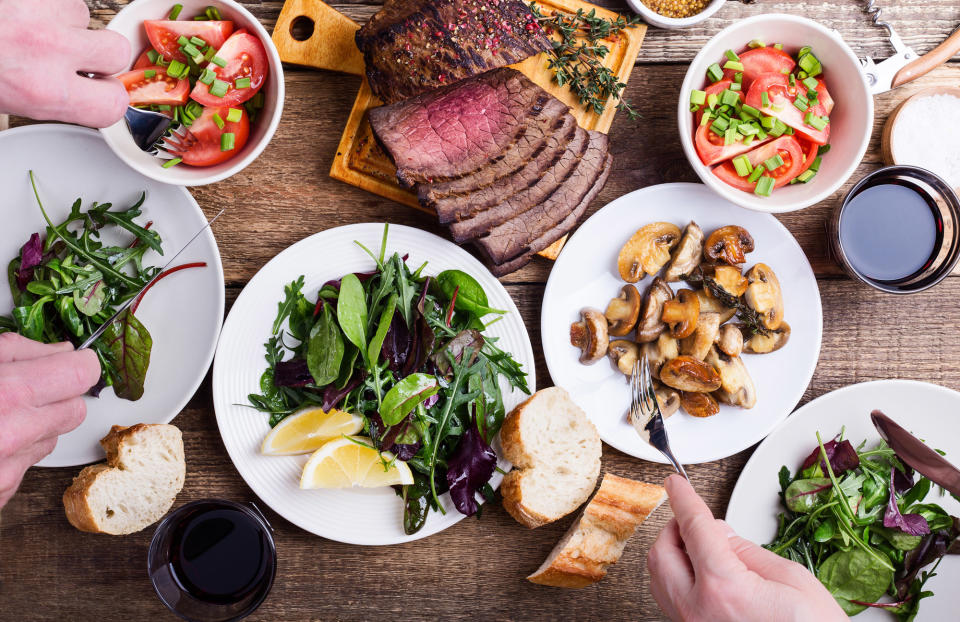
top-left (828, 165), bottom-right (960, 293)
top-left (148, 499), bottom-right (277, 622)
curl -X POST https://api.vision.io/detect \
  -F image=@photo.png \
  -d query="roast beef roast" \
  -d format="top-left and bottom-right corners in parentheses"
top-left (356, 0), bottom-right (551, 104)
top-left (367, 68), bottom-right (612, 275)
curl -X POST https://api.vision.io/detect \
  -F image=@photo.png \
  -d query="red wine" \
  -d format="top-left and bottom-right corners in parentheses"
top-left (838, 178), bottom-right (942, 284)
top-left (168, 505), bottom-right (273, 605)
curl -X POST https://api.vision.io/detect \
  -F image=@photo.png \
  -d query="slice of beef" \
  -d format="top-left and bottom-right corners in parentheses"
top-left (446, 126), bottom-right (590, 240)
top-left (484, 154), bottom-right (613, 276)
top-left (419, 99), bottom-right (575, 216)
top-left (428, 109), bottom-right (580, 224)
top-left (473, 131), bottom-right (610, 265)
top-left (356, 0), bottom-right (551, 104)
top-left (369, 68), bottom-right (552, 187)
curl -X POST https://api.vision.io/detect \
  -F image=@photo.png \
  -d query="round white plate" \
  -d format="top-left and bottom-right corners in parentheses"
top-left (0, 124), bottom-right (225, 467)
top-left (212, 224), bottom-right (536, 545)
top-left (727, 380), bottom-right (960, 620)
top-left (542, 183), bottom-right (822, 464)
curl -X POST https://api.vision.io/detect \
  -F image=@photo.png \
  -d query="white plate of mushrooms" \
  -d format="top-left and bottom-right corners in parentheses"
top-left (542, 183), bottom-right (822, 464)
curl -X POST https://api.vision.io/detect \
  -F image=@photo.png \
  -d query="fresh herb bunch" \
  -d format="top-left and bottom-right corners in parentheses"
top-left (528, 3), bottom-right (642, 119)
top-left (766, 429), bottom-right (960, 620)
top-left (247, 225), bottom-right (530, 534)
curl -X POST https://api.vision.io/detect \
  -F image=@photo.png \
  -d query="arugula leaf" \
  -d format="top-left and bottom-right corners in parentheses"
top-left (272, 275), bottom-right (305, 335)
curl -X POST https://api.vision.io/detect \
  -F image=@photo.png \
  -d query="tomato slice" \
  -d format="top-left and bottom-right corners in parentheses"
top-left (816, 79), bottom-right (834, 115)
top-left (118, 66), bottom-right (189, 106)
top-left (694, 123), bottom-right (771, 167)
top-left (745, 72), bottom-right (830, 145)
top-left (132, 48), bottom-right (154, 70)
top-left (795, 137), bottom-right (820, 177)
top-left (722, 47), bottom-right (796, 91)
top-left (190, 32), bottom-right (268, 107)
top-left (714, 136), bottom-right (805, 191)
top-left (144, 20), bottom-right (234, 62)
top-left (168, 106), bottom-right (250, 167)
top-left (694, 79), bottom-right (740, 126)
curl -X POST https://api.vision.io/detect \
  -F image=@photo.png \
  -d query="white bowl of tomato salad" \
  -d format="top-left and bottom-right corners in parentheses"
top-left (101, 0), bottom-right (284, 186)
top-left (678, 14), bottom-right (873, 213)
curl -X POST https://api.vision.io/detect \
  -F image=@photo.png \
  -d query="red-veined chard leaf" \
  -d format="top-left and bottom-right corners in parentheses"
top-left (99, 309), bottom-right (152, 401)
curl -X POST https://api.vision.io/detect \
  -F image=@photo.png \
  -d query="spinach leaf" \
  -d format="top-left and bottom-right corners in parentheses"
top-left (435, 269), bottom-right (505, 317)
top-left (306, 305), bottom-right (344, 387)
top-left (98, 309), bottom-right (152, 401)
top-left (380, 373), bottom-right (439, 426)
top-left (335, 342), bottom-right (359, 389)
top-left (367, 293), bottom-right (397, 366)
top-left (817, 548), bottom-right (894, 616)
top-left (337, 273), bottom-right (368, 354)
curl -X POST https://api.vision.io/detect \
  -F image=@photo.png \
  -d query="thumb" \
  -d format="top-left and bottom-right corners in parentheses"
top-left (728, 535), bottom-right (820, 588)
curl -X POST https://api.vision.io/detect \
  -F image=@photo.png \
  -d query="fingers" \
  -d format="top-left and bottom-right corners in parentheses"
top-left (2, 349), bottom-right (100, 406)
top-left (60, 0), bottom-right (92, 29)
top-left (648, 518), bottom-right (695, 592)
top-left (729, 535), bottom-right (820, 587)
top-left (74, 28), bottom-right (131, 76)
top-left (664, 474), bottom-right (735, 576)
top-left (0, 333), bottom-right (74, 363)
top-left (62, 73), bottom-right (130, 128)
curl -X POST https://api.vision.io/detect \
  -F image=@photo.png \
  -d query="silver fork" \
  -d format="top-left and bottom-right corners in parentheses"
top-left (123, 106), bottom-right (194, 161)
top-left (630, 354), bottom-right (689, 481)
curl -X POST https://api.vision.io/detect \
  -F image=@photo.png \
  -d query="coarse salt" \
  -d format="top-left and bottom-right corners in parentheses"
top-left (891, 93), bottom-right (960, 190)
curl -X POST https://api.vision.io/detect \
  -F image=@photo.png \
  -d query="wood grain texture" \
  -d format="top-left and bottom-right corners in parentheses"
top-left (3, 1), bottom-right (960, 620)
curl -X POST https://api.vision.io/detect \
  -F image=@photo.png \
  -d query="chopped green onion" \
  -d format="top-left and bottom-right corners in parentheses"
top-left (206, 6), bottom-right (222, 20)
top-left (780, 68), bottom-right (790, 74)
top-left (162, 157), bottom-right (182, 169)
top-left (199, 68), bottom-right (216, 85)
top-left (172, 105), bottom-right (180, 124)
top-left (793, 96), bottom-right (809, 112)
top-left (210, 79), bottom-right (230, 97)
top-left (147, 49), bottom-right (160, 64)
top-left (764, 154), bottom-right (785, 170)
top-left (729, 82), bottom-right (741, 92)
top-left (182, 43), bottom-right (199, 57)
top-left (204, 46), bottom-right (217, 61)
top-left (734, 72), bottom-right (743, 84)
top-left (788, 74), bottom-right (796, 88)
top-left (707, 63), bottom-right (724, 83)
top-left (213, 113), bottom-right (225, 129)
top-left (784, 126), bottom-right (795, 135)
top-left (755, 176), bottom-right (775, 196)
top-left (774, 43), bottom-right (783, 50)
top-left (798, 46), bottom-right (812, 59)
top-left (803, 76), bottom-right (819, 90)
top-left (251, 92), bottom-right (265, 108)
top-left (226, 108), bottom-right (243, 123)
top-left (724, 61), bottom-right (744, 72)
top-left (798, 52), bottom-right (822, 77)
top-left (733, 155), bottom-right (753, 177)
top-left (143, 69), bottom-right (156, 79)
top-left (807, 114), bottom-right (829, 131)
top-left (748, 39), bottom-right (766, 49)
top-left (756, 128), bottom-right (768, 141)
top-left (818, 143), bottom-right (831, 155)
top-left (727, 117), bottom-right (740, 133)
top-left (177, 35), bottom-right (189, 47)
top-left (169, 3), bottom-right (183, 19)
top-left (724, 127), bottom-right (740, 146)
top-left (190, 36), bottom-right (206, 47)
top-left (220, 132), bottom-right (235, 152)
top-left (156, 104), bottom-right (171, 111)
top-left (761, 91), bottom-right (770, 108)
top-left (235, 77), bottom-right (251, 89)
top-left (809, 156), bottom-right (822, 172)
top-left (739, 123), bottom-right (759, 136)
top-left (707, 93), bottom-right (719, 109)
top-left (721, 90), bottom-right (740, 107)
top-left (797, 169), bottom-right (816, 183)
top-left (761, 115), bottom-right (775, 129)
top-left (725, 49), bottom-right (740, 62)
top-left (741, 104), bottom-right (760, 119)
top-left (748, 165), bottom-right (766, 183)
top-left (690, 89), bottom-right (707, 106)
top-left (167, 60), bottom-right (187, 79)
top-left (744, 134), bottom-right (756, 147)
top-left (212, 56), bottom-right (228, 68)
top-left (711, 117), bottom-right (730, 133)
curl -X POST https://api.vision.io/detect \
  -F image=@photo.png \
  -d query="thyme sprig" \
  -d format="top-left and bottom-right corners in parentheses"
top-left (528, 3), bottom-right (642, 120)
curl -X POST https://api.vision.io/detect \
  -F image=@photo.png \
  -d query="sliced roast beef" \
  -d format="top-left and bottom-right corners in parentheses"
top-left (356, 0), bottom-right (551, 104)
top-left (369, 68), bottom-right (553, 187)
top-left (446, 126), bottom-right (590, 240)
top-left (473, 131), bottom-right (610, 265)
top-left (420, 99), bottom-right (576, 215)
top-left (483, 154), bottom-right (613, 276)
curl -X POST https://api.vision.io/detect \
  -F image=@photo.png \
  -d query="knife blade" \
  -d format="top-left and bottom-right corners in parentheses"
top-left (871, 410), bottom-right (960, 497)
top-left (78, 209), bottom-right (224, 350)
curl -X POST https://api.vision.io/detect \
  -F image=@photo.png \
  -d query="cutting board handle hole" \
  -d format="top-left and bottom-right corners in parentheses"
top-left (290, 15), bottom-right (315, 41)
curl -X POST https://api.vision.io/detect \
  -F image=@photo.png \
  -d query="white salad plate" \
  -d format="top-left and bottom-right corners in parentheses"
top-left (0, 124), bottom-right (225, 467)
top-left (542, 183), bottom-right (822, 464)
top-left (727, 380), bottom-right (960, 621)
top-left (212, 223), bottom-right (536, 545)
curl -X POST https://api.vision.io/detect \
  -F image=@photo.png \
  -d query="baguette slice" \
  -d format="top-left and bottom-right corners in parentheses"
top-left (528, 473), bottom-right (667, 588)
top-left (63, 424), bottom-right (185, 535)
top-left (500, 386), bottom-right (601, 528)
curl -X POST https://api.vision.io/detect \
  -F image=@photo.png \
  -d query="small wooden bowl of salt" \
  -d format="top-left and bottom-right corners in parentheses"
top-left (882, 86), bottom-right (960, 193)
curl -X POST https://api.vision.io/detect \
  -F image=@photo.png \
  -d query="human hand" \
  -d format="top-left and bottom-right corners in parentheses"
top-left (0, 0), bottom-right (130, 128)
top-left (0, 334), bottom-right (101, 508)
top-left (647, 474), bottom-right (847, 622)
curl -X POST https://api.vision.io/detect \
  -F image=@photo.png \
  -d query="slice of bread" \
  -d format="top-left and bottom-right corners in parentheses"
top-left (63, 423), bottom-right (185, 535)
top-left (500, 386), bottom-right (602, 528)
top-left (528, 473), bottom-right (667, 588)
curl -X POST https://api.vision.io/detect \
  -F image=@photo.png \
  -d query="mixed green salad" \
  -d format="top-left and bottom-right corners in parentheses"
top-left (1, 172), bottom-right (205, 400)
top-left (248, 225), bottom-right (530, 534)
top-left (767, 426), bottom-right (960, 620)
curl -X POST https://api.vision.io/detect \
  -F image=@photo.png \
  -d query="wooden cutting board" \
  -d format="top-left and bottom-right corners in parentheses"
top-left (272, 0), bottom-right (646, 261)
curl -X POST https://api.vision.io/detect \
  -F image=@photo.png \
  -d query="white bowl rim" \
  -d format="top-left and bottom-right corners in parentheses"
top-left (101, 0), bottom-right (285, 187)
top-left (677, 13), bottom-right (874, 214)
top-left (626, 0), bottom-right (726, 29)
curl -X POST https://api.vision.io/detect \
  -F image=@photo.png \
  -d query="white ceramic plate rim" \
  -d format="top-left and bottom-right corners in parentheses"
top-left (0, 124), bottom-right (225, 467)
top-left (212, 223), bottom-right (536, 545)
top-left (541, 182), bottom-right (822, 464)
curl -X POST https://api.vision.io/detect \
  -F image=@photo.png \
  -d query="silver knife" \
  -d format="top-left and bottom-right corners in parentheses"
top-left (871, 410), bottom-right (960, 497)
top-left (78, 209), bottom-right (224, 350)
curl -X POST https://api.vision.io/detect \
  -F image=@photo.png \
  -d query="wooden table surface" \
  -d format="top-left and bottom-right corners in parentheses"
top-left (2, 1), bottom-right (960, 620)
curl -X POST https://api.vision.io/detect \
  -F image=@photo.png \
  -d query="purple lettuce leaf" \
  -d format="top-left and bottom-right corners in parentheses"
top-left (382, 311), bottom-right (412, 372)
top-left (401, 278), bottom-right (436, 377)
top-left (15, 233), bottom-right (43, 291)
top-left (445, 417), bottom-right (497, 517)
top-left (892, 463), bottom-right (916, 494)
top-left (321, 374), bottom-right (363, 411)
top-left (432, 329), bottom-right (484, 377)
top-left (274, 358), bottom-right (313, 387)
top-left (370, 413), bottom-right (423, 462)
top-left (801, 438), bottom-right (860, 475)
top-left (895, 516), bottom-right (960, 599)
top-left (884, 467), bottom-right (931, 536)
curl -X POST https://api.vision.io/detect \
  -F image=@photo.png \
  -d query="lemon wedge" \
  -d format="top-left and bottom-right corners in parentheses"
top-left (299, 436), bottom-right (414, 489)
top-left (260, 407), bottom-right (364, 456)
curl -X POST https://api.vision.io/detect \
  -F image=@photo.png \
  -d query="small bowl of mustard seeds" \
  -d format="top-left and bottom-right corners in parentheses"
top-left (627, 0), bottom-right (725, 29)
